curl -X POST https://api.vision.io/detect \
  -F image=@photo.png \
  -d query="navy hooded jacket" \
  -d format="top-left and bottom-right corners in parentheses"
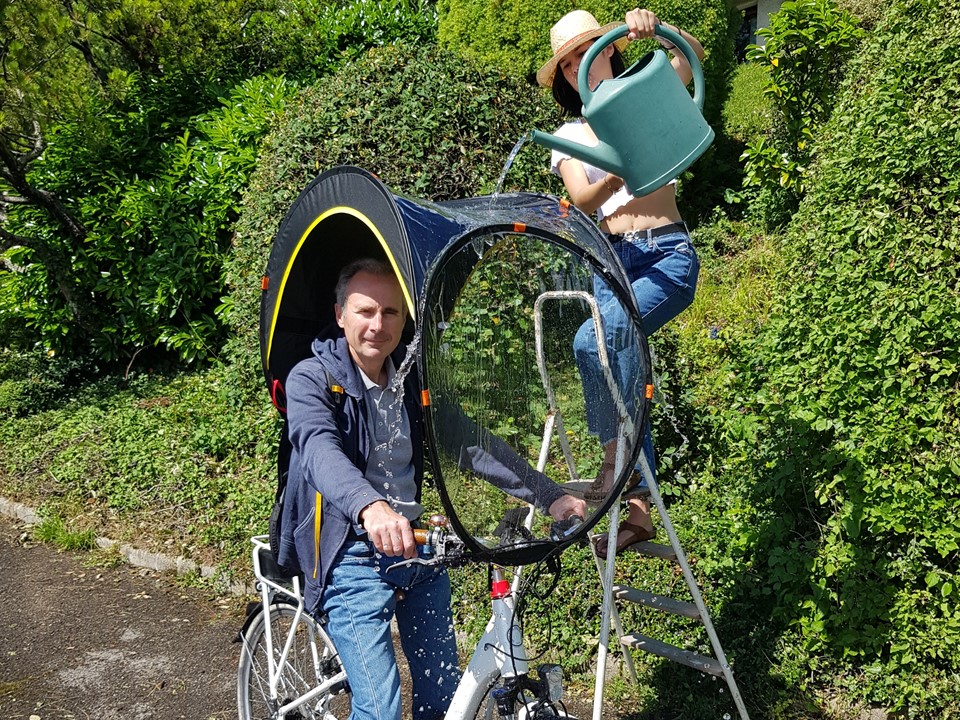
top-left (277, 332), bottom-right (565, 614)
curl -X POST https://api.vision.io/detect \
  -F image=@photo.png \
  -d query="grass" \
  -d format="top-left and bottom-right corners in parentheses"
top-left (32, 514), bottom-right (98, 551)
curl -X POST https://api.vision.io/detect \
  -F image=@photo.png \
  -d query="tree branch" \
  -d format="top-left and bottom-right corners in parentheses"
top-left (63, 2), bottom-right (163, 76)
top-left (0, 224), bottom-right (39, 253)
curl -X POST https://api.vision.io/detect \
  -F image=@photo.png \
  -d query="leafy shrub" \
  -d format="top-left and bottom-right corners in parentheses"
top-left (740, 0), bottom-right (864, 215)
top-left (837, 0), bottom-right (887, 27)
top-left (5, 74), bottom-right (295, 363)
top-left (710, 0), bottom-right (960, 712)
top-left (0, 348), bottom-right (103, 418)
top-left (1, 0), bottom-right (436, 368)
top-left (237, 0), bottom-right (438, 82)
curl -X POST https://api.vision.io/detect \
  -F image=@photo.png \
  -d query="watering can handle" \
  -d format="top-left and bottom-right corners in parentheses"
top-left (577, 23), bottom-right (706, 111)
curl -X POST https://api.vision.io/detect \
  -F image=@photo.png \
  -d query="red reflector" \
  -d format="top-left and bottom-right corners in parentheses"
top-left (490, 579), bottom-right (511, 599)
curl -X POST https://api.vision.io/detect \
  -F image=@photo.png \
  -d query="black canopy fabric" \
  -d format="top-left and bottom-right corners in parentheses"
top-left (260, 165), bottom-right (651, 565)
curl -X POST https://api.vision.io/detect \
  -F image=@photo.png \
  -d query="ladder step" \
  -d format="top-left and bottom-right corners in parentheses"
top-left (589, 534), bottom-right (678, 561)
top-left (623, 540), bottom-right (677, 561)
top-left (621, 634), bottom-right (724, 677)
top-left (612, 586), bottom-right (702, 619)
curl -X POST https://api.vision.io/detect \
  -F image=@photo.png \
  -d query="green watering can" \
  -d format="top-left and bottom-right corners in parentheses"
top-left (531, 24), bottom-right (714, 198)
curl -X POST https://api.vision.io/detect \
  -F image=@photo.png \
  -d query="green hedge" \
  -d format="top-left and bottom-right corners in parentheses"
top-left (437, 0), bottom-right (735, 117)
top-left (0, 362), bottom-right (278, 571)
top-left (707, 0), bottom-right (960, 712)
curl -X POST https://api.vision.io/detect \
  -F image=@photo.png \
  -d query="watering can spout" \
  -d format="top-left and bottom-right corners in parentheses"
top-left (529, 130), bottom-right (627, 179)
top-left (531, 23), bottom-right (714, 199)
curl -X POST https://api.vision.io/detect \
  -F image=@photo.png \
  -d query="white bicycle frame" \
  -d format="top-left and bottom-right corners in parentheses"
top-left (444, 563), bottom-right (536, 719)
top-left (248, 536), bottom-right (349, 718)
top-left (247, 532), bottom-right (561, 720)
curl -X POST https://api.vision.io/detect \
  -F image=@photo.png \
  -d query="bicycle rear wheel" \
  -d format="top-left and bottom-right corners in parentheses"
top-left (237, 602), bottom-right (351, 720)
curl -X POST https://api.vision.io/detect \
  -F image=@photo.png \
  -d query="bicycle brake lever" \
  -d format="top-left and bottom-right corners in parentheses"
top-left (550, 514), bottom-right (584, 541)
top-left (385, 555), bottom-right (440, 573)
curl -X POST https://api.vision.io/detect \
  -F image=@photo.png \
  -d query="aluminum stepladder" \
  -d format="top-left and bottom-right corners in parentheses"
top-left (532, 291), bottom-right (750, 720)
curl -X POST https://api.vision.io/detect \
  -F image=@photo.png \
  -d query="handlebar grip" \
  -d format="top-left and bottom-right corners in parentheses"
top-left (413, 528), bottom-right (430, 546)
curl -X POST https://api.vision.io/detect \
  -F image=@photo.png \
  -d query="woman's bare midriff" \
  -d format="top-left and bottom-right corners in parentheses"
top-left (600, 183), bottom-right (682, 235)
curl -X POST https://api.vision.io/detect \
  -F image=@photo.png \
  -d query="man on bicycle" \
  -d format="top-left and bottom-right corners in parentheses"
top-left (278, 257), bottom-right (586, 720)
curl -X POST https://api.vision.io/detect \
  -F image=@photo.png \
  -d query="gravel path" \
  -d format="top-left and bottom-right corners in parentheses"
top-left (0, 513), bottom-right (244, 720)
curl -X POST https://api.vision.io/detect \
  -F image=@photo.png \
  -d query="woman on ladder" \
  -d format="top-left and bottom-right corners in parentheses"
top-left (536, 7), bottom-right (704, 557)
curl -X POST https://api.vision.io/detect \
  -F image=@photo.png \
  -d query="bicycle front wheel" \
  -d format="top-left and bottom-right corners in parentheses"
top-left (237, 602), bottom-right (351, 720)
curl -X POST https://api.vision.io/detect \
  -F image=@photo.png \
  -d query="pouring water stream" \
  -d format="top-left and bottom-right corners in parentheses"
top-left (492, 132), bottom-right (531, 199)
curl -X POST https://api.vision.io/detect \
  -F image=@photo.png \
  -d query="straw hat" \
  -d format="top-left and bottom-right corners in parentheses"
top-left (536, 10), bottom-right (627, 88)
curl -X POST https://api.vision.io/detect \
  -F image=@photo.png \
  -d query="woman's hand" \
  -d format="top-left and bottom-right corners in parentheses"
top-left (603, 173), bottom-right (625, 195)
top-left (625, 8), bottom-right (659, 41)
top-left (625, 7), bottom-right (705, 85)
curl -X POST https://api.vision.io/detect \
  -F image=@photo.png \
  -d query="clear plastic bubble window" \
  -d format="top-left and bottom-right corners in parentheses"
top-left (421, 229), bottom-right (650, 565)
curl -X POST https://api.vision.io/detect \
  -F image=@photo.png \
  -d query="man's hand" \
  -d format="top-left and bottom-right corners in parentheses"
top-left (359, 500), bottom-right (417, 558)
top-left (547, 494), bottom-right (587, 522)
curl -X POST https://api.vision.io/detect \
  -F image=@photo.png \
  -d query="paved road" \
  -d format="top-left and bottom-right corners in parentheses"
top-left (0, 514), bottom-right (245, 720)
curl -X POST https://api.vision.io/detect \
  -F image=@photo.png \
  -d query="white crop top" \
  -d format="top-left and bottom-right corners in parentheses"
top-left (549, 119), bottom-right (675, 223)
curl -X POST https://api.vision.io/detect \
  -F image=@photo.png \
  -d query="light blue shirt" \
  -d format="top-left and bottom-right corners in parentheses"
top-left (358, 358), bottom-right (422, 522)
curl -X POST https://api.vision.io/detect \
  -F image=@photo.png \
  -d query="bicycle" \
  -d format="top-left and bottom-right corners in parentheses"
top-left (237, 510), bottom-right (585, 720)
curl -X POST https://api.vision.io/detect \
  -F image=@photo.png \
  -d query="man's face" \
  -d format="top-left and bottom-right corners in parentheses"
top-left (335, 270), bottom-right (407, 372)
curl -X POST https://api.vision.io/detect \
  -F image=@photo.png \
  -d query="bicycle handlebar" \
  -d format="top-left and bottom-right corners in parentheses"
top-left (413, 528), bottom-right (430, 545)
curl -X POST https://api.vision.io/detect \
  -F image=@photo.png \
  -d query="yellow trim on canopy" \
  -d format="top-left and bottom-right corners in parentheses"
top-left (313, 491), bottom-right (322, 579)
top-left (266, 206), bottom-right (415, 372)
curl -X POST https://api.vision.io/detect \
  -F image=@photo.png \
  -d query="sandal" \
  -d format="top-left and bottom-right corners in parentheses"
top-left (584, 465), bottom-right (642, 505)
top-left (595, 520), bottom-right (656, 559)
top-left (583, 462), bottom-right (615, 504)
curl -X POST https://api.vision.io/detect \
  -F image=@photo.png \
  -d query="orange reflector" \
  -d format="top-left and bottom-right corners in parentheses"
top-left (513, 223), bottom-right (526, 232)
top-left (261, 276), bottom-right (269, 290)
top-left (421, 389), bottom-right (431, 407)
top-left (645, 384), bottom-right (654, 399)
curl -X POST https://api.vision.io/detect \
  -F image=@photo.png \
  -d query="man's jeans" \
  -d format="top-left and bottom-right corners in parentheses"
top-left (320, 539), bottom-right (461, 720)
top-left (574, 228), bottom-right (699, 472)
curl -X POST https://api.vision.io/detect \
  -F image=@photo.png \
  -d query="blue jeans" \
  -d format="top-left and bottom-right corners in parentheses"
top-left (319, 539), bottom-right (461, 720)
top-left (574, 227), bottom-right (699, 472)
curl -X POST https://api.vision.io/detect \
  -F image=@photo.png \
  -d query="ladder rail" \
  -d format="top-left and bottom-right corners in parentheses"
top-left (636, 452), bottom-right (752, 720)
top-left (532, 290), bottom-right (638, 720)
top-left (530, 288), bottom-right (750, 720)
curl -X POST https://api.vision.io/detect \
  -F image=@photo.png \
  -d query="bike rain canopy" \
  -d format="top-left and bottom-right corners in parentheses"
top-left (260, 165), bottom-right (651, 566)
